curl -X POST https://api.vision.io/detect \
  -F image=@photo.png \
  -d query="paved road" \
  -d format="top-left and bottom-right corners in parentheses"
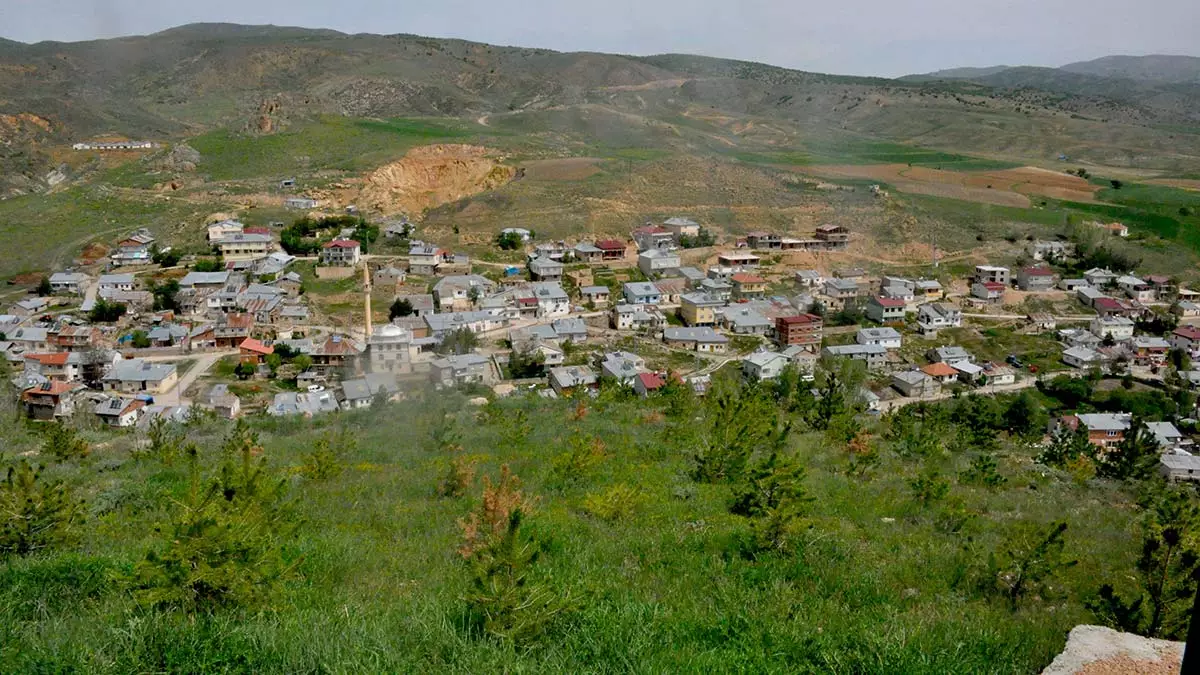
top-left (960, 312), bottom-right (1095, 322)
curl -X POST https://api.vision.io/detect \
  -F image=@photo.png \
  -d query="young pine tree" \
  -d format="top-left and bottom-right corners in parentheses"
top-left (0, 461), bottom-right (83, 558)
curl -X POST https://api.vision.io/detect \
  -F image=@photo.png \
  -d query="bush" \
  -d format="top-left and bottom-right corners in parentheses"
top-left (436, 455), bottom-right (476, 498)
top-left (583, 484), bottom-right (643, 523)
top-left (982, 521), bottom-right (1075, 610)
top-left (0, 461), bottom-right (83, 558)
top-left (42, 424), bottom-right (90, 462)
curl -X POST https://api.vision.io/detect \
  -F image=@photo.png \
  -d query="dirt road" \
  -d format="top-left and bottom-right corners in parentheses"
top-left (141, 349), bottom-right (237, 406)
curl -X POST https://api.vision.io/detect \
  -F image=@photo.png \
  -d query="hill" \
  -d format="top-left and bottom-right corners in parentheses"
top-left (1060, 54), bottom-right (1200, 84)
top-left (899, 65), bottom-right (1014, 81)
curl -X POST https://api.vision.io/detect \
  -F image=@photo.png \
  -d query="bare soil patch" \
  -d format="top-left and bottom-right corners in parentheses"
top-left (798, 164), bottom-right (1101, 207)
top-left (1147, 178), bottom-right (1200, 191)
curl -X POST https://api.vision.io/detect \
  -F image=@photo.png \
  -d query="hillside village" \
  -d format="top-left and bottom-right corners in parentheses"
top-left (6, 210), bottom-right (1200, 480)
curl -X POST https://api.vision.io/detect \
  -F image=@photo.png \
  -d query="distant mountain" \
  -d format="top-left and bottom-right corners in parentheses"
top-left (1060, 54), bottom-right (1200, 84)
top-left (899, 65), bottom-right (1013, 82)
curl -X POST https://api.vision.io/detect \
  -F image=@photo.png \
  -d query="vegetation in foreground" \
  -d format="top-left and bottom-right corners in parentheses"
top-left (0, 365), bottom-right (1197, 672)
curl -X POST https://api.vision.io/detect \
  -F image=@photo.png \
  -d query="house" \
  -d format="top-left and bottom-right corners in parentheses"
top-left (1172, 326), bottom-right (1200, 353)
top-left (239, 337), bottom-right (274, 365)
top-left (974, 265), bottom-right (1011, 285)
top-left (308, 334), bottom-right (364, 377)
top-left (623, 282), bottom-right (662, 306)
top-left (1084, 268), bottom-right (1119, 288)
top-left (1077, 287), bottom-right (1108, 307)
top-left (48, 272), bottom-right (89, 295)
top-left (654, 278), bottom-right (688, 305)
top-left (433, 275), bottom-right (497, 310)
top-left (1090, 316), bottom-right (1135, 341)
top-left (425, 310), bottom-right (508, 339)
top-left (915, 279), bottom-right (944, 301)
top-left (1096, 222), bottom-right (1129, 237)
top-left (612, 304), bottom-right (660, 331)
top-left (53, 324), bottom-right (101, 352)
top-left (396, 294), bottom-right (436, 317)
top-left (431, 353), bottom-right (494, 389)
top-left (1060, 328), bottom-right (1103, 349)
top-left (971, 282), bottom-right (1006, 303)
top-left (1130, 336), bottom-right (1171, 365)
top-left (1063, 346), bottom-right (1108, 370)
top-left (1055, 413), bottom-right (1132, 448)
top-left (408, 244), bottom-right (443, 275)
top-left (775, 314), bottom-right (823, 350)
top-left (94, 397), bottom-right (146, 427)
top-left (374, 266), bottom-right (407, 288)
top-left (857, 327), bottom-right (902, 350)
top-left (917, 303), bottom-right (962, 336)
top-left (180, 270), bottom-right (230, 292)
top-left (795, 270), bottom-right (823, 288)
top-left (731, 274), bottom-right (768, 300)
top-left (595, 240), bottom-right (627, 261)
top-left (528, 256), bottom-right (564, 282)
top-left (7, 326), bottom-right (52, 352)
top-left (1030, 240), bottom-right (1071, 262)
top-left (881, 283), bottom-right (916, 309)
top-left (633, 372), bottom-right (674, 397)
top-left (721, 307), bottom-right (772, 335)
top-left (207, 384), bottom-right (241, 419)
top-left (921, 362), bottom-right (960, 385)
top-left (532, 242), bottom-right (569, 261)
top-left (814, 224), bottom-right (850, 249)
top-left (111, 229), bottom-right (155, 266)
top-left (632, 225), bottom-right (675, 252)
top-left (99, 273), bottom-right (136, 293)
top-left (217, 233), bottom-right (273, 262)
top-left (572, 242), bottom-right (604, 263)
top-left (580, 286), bottom-right (611, 308)
top-left (717, 252), bottom-right (761, 268)
top-left (1060, 279), bottom-right (1090, 292)
top-left (678, 267), bottom-right (706, 287)
top-left (340, 372), bottom-right (401, 409)
top-left (823, 278), bottom-right (860, 307)
top-left (548, 365), bottom-right (598, 396)
top-left (1016, 266), bottom-right (1058, 291)
top-left (530, 282), bottom-right (570, 317)
top-left (1174, 301), bottom-right (1200, 319)
top-left (320, 239), bottom-right (361, 266)
top-left (21, 381), bottom-right (86, 420)
top-left (821, 344), bottom-right (888, 370)
top-left (745, 232), bottom-right (783, 250)
top-left (207, 219), bottom-right (244, 242)
top-left (638, 250), bottom-right (682, 278)
top-left (928, 345), bottom-right (974, 367)
top-left (12, 297), bottom-right (48, 317)
top-left (1027, 313), bottom-right (1057, 332)
top-left (1093, 297), bottom-right (1141, 319)
top-left (892, 370), bottom-right (937, 398)
top-left (24, 352), bottom-right (81, 383)
top-left (103, 359), bottom-right (178, 394)
top-left (743, 351), bottom-right (791, 382)
top-left (284, 197), bottom-right (319, 209)
top-left (501, 227), bottom-right (533, 243)
top-left (1117, 275), bottom-right (1156, 303)
top-left (865, 296), bottom-right (906, 323)
top-left (833, 267), bottom-right (867, 281)
top-left (600, 351), bottom-right (646, 386)
top-left (663, 217), bottom-right (701, 239)
top-left (1159, 454), bottom-right (1200, 483)
top-left (551, 317), bottom-right (589, 343)
top-left (662, 326), bottom-right (729, 353)
top-left (700, 278), bottom-right (733, 302)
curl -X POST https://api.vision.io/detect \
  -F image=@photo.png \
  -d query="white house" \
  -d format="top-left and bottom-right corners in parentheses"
top-left (856, 327), bottom-right (902, 350)
top-left (638, 250), bottom-right (682, 278)
top-left (1089, 316), bottom-right (1135, 341)
top-left (1063, 346), bottom-right (1107, 369)
top-left (742, 351), bottom-right (791, 382)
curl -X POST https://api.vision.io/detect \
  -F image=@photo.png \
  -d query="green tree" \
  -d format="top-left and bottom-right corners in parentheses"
top-left (693, 382), bottom-right (788, 483)
top-left (495, 231), bottom-right (523, 250)
top-left (984, 521), bottom-right (1075, 610)
top-left (1110, 179), bottom-right (1123, 190)
top-left (192, 258), bottom-right (223, 272)
top-left (88, 298), bottom-right (127, 323)
top-left (389, 297), bottom-right (414, 319)
top-left (1096, 418), bottom-right (1160, 481)
top-left (130, 330), bottom-right (151, 349)
top-left (35, 276), bottom-right (52, 297)
top-left (151, 279), bottom-right (181, 313)
top-left (265, 353), bottom-right (283, 377)
top-left (43, 424), bottom-right (90, 462)
top-left (0, 461), bottom-right (82, 558)
top-left (436, 327), bottom-right (479, 356)
top-left (234, 362), bottom-right (257, 380)
top-left (1089, 487), bottom-right (1200, 639)
top-left (292, 354), bottom-right (313, 374)
top-left (1037, 425), bottom-right (1094, 468)
top-left (909, 467), bottom-right (951, 506)
top-left (152, 245), bottom-right (182, 267)
top-left (142, 415), bottom-right (184, 464)
top-left (730, 450), bottom-right (812, 553)
top-left (961, 453), bottom-right (1007, 487)
top-left (1004, 391), bottom-right (1047, 439)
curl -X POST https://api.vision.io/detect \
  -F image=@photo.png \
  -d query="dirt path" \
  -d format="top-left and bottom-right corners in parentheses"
top-left (140, 349), bottom-right (237, 406)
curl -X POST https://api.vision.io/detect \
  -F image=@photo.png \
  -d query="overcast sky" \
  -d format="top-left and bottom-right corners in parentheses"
top-left (2, 0), bottom-right (1198, 77)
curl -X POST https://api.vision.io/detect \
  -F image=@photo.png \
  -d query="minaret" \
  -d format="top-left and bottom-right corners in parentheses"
top-left (362, 262), bottom-right (373, 340)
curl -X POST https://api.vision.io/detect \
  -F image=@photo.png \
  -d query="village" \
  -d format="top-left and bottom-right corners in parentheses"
top-left (5, 213), bottom-right (1200, 482)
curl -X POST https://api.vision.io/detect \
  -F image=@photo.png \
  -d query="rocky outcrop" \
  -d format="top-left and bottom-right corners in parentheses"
top-left (1041, 625), bottom-right (1183, 674)
top-left (353, 144), bottom-right (516, 217)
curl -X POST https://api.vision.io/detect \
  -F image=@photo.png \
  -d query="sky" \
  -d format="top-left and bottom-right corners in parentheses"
top-left (2, 0), bottom-right (1198, 77)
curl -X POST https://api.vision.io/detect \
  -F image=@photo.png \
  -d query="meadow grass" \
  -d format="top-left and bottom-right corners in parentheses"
top-left (0, 385), bottom-right (1153, 672)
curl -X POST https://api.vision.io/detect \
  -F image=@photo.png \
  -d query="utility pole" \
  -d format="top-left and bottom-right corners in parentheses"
top-left (362, 262), bottom-right (373, 341)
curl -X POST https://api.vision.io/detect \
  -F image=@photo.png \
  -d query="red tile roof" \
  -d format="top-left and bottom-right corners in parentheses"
top-left (1093, 297), bottom-right (1124, 311)
top-left (873, 296), bottom-right (906, 308)
top-left (922, 362), bottom-right (959, 378)
top-left (981, 282), bottom-right (1005, 291)
top-left (323, 239), bottom-right (360, 249)
top-left (24, 352), bottom-right (69, 366)
top-left (637, 372), bottom-right (666, 391)
top-left (239, 338), bottom-right (274, 355)
top-left (778, 314), bottom-right (821, 325)
top-left (1174, 326), bottom-right (1200, 341)
top-left (21, 381), bottom-right (83, 399)
top-left (595, 239), bottom-right (626, 251)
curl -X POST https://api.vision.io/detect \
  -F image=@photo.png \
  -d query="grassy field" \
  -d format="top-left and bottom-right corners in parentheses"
top-left (0, 372), bottom-right (1177, 672)
top-left (730, 138), bottom-right (1023, 171)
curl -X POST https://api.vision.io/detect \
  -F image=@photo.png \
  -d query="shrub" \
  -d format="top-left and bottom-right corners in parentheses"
top-left (0, 461), bottom-right (83, 558)
top-left (730, 450), bottom-right (812, 554)
top-left (983, 521), bottom-right (1075, 610)
top-left (961, 453), bottom-right (1006, 488)
top-left (583, 484), bottom-right (642, 523)
top-left (300, 431), bottom-right (352, 481)
top-left (42, 424), bottom-right (90, 462)
top-left (549, 434), bottom-right (607, 488)
top-left (436, 455), bottom-right (476, 498)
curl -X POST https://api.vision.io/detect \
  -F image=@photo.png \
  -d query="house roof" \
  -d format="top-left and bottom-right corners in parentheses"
top-left (105, 359), bottom-right (176, 382)
top-left (1175, 326), bottom-right (1200, 340)
top-left (1064, 346), bottom-right (1104, 362)
top-left (778, 314), bottom-right (820, 325)
top-left (580, 286), bottom-right (609, 295)
top-left (871, 296), bottom-right (906, 308)
top-left (549, 365), bottom-right (597, 388)
top-left (595, 239), bottom-right (627, 251)
top-left (980, 282), bottom-right (1006, 291)
top-left (323, 239), bottom-right (360, 249)
top-left (24, 352), bottom-right (70, 366)
top-left (858, 327), bottom-right (902, 340)
top-left (239, 338), bottom-right (274, 355)
top-left (892, 370), bottom-right (929, 386)
top-left (342, 372), bottom-right (400, 401)
top-left (624, 282), bottom-right (660, 296)
top-left (1021, 266), bottom-right (1056, 276)
top-left (731, 273), bottom-right (766, 284)
top-left (636, 372), bottom-right (667, 391)
top-left (21, 380), bottom-right (84, 398)
top-left (663, 326), bottom-right (728, 343)
top-left (95, 397), bottom-right (144, 417)
top-left (921, 362), bottom-right (959, 378)
top-left (823, 344), bottom-right (887, 356)
top-left (1075, 413), bottom-right (1132, 432)
top-left (745, 351), bottom-right (789, 368)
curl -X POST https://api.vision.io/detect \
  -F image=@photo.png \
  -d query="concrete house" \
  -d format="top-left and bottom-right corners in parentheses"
top-left (974, 265), bottom-right (1011, 285)
top-left (1084, 268), bottom-right (1119, 288)
top-left (600, 351), bottom-right (647, 386)
top-left (866, 296), bottom-right (906, 323)
top-left (624, 282), bottom-right (662, 306)
top-left (1172, 326), bottom-right (1200, 353)
top-left (743, 351), bottom-right (791, 382)
top-left (921, 362), bottom-right (960, 385)
top-left (1090, 316), bottom-right (1135, 341)
top-left (103, 359), bottom-right (178, 394)
top-left (892, 370), bottom-right (937, 398)
top-left (680, 293), bottom-right (724, 327)
top-left (374, 266), bottom-right (407, 288)
top-left (632, 226), bottom-right (675, 253)
top-left (580, 285), bottom-right (611, 307)
top-left (821, 344), bottom-right (887, 370)
top-left (721, 307), bottom-right (772, 335)
top-left (795, 270), bottom-right (823, 288)
top-left (928, 345), bottom-right (973, 366)
top-left (95, 397), bottom-right (145, 427)
top-left (49, 272), bottom-right (90, 295)
top-left (1117, 275), bottom-right (1156, 303)
top-left (1016, 266), bottom-right (1058, 291)
top-left (530, 282), bottom-right (570, 317)
top-left (1055, 413), bottom-right (1132, 449)
top-left (775, 314), bottom-right (823, 350)
top-left (1063, 346), bottom-right (1108, 370)
top-left (612, 304), bottom-right (660, 331)
top-left (1159, 454), bottom-right (1200, 483)
top-left (972, 282), bottom-right (1006, 303)
top-left (430, 353), bottom-right (494, 389)
top-left (21, 381), bottom-right (86, 420)
top-left (99, 274), bottom-right (136, 293)
top-left (218, 232), bottom-right (274, 262)
top-left (573, 242), bottom-right (604, 263)
top-left (857, 327), bottom-right (902, 350)
top-left (408, 244), bottom-right (443, 275)
top-left (915, 279), bottom-right (944, 301)
top-left (662, 326), bottom-right (728, 353)
top-left (433, 275), bottom-right (497, 310)
top-left (917, 303), bottom-right (962, 336)
top-left (731, 274), bottom-right (768, 300)
top-left (1060, 278), bottom-right (1090, 292)
top-left (823, 278), bottom-right (860, 307)
top-left (663, 217), bottom-right (700, 239)
top-left (340, 372), bottom-right (401, 409)
top-left (528, 256), bottom-right (564, 282)
top-left (548, 365), bottom-right (598, 396)
top-left (320, 239), bottom-right (361, 267)
top-left (638, 250), bottom-right (681, 278)
top-left (717, 252), bottom-right (761, 268)
top-left (594, 240), bottom-right (628, 261)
